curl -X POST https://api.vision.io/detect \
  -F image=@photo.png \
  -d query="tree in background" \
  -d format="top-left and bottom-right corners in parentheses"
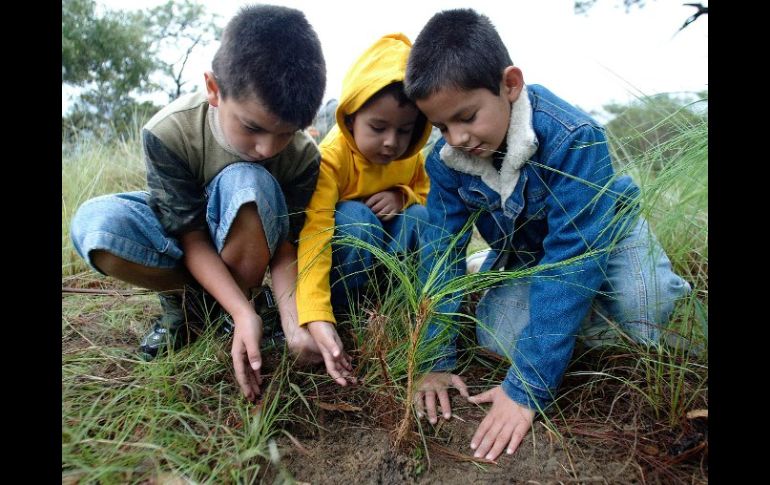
top-left (603, 91), bottom-right (707, 171)
top-left (144, 0), bottom-right (221, 102)
top-left (574, 0), bottom-right (646, 15)
top-left (62, 0), bottom-right (156, 138)
top-left (62, 0), bottom-right (219, 139)
top-left (574, 1), bottom-right (708, 33)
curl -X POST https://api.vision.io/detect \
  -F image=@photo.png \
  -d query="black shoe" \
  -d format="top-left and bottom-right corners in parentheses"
top-left (138, 291), bottom-right (202, 361)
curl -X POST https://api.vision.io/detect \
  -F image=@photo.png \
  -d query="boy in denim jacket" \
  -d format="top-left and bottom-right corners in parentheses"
top-left (70, 5), bottom-right (326, 402)
top-left (404, 9), bottom-right (690, 461)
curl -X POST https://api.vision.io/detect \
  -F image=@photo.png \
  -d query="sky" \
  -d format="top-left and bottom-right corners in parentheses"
top-left (64, 0), bottom-right (708, 118)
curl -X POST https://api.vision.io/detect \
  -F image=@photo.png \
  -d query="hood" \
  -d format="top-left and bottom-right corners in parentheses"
top-left (334, 33), bottom-right (431, 160)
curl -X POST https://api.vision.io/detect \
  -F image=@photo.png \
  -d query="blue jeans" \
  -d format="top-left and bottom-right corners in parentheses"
top-left (475, 218), bottom-right (691, 355)
top-left (70, 163), bottom-right (289, 274)
top-left (330, 201), bottom-right (428, 309)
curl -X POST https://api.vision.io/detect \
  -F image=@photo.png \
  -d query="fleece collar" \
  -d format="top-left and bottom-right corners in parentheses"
top-left (440, 85), bottom-right (538, 203)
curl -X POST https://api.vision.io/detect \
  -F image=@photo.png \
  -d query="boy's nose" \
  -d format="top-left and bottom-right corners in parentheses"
top-left (383, 131), bottom-right (396, 148)
top-left (446, 126), bottom-right (468, 148)
top-left (257, 135), bottom-right (281, 159)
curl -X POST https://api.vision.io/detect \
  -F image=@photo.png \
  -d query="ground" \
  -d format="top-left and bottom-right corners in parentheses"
top-left (62, 283), bottom-right (707, 484)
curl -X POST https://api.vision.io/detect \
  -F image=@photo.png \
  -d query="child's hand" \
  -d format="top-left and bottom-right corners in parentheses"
top-left (231, 313), bottom-right (264, 402)
top-left (414, 372), bottom-right (470, 424)
top-left (284, 323), bottom-right (324, 365)
top-left (306, 320), bottom-right (355, 385)
top-left (364, 190), bottom-right (404, 221)
top-left (468, 386), bottom-right (535, 461)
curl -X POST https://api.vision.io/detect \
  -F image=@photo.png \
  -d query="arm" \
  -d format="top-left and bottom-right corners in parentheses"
top-left (412, 141), bottom-right (476, 422)
top-left (180, 230), bottom-right (264, 402)
top-left (366, 153), bottom-right (431, 221)
top-left (143, 129), bottom-right (263, 401)
top-left (295, 155), bottom-right (354, 385)
top-left (269, 240), bottom-right (322, 362)
top-left (393, 151), bottom-right (430, 207)
top-left (502, 125), bottom-right (616, 411)
top-left (470, 125), bottom-right (618, 462)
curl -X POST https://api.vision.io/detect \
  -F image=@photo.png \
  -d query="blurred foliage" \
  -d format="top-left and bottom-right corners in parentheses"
top-left (62, 0), bottom-right (220, 140)
top-left (574, 0), bottom-right (646, 15)
top-left (603, 91), bottom-right (707, 171)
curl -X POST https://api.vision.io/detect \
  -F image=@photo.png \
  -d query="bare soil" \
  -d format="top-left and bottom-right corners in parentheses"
top-left (277, 386), bottom-right (707, 484)
top-left (63, 291), bottom-right (708, 484)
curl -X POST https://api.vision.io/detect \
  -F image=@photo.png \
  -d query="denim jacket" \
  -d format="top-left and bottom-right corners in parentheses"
top-left (419, 84), bottom-right (639, 411)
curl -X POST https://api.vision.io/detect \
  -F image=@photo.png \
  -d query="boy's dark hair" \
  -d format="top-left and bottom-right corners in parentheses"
top-left (347, 82), bottom-right (427, 150)
top-left (404, 9), bottom-right (512, 100)
top-left (212, 4), bottom-right (326, 128)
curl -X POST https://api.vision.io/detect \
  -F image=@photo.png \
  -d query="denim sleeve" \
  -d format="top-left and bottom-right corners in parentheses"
top-left (502, 125), bottom-right (616, 411)
top-left (143, 129), bottom-right (207, 238)
top-left (418, 140), bottom-right (473, 372)
top-left (282, 151), bottom-right (320, 244)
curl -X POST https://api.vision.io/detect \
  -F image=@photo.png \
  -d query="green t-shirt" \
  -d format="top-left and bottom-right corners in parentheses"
top-left (142, 91), bottom-right (320, 242)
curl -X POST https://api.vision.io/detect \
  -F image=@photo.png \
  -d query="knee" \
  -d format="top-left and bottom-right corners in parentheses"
top-left (334, 201), bottom-right (381, 242)
top-left (220, 204), bottom-right (270, 285)
top-left (214, 162), bottom-right (280, 193)
top-left (404, 203), bottom-right (429, 223)
top-left (648, 273), bottom-right (692, 324)
top-left (70, 195), bottom-right (112, 244)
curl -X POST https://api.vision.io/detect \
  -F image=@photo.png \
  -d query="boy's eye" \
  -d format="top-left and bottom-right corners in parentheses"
top-left (244, 125), bottom-right (263, 133)
top-left (369, 125), bottom-right (385, 133)
top-left (460, 113), bottom-right (476, 123)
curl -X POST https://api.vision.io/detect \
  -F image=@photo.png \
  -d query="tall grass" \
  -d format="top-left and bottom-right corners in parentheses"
top-left (62, 294), bottom-right (309, 483)
top-left (327, 94), bottom-right (708, 467)
top-left (604, 96), bottom-right (708, 425)
top-left (62, 93), bottom-right (708, 480)
top-left (62, 129), bottom-right (146, 277)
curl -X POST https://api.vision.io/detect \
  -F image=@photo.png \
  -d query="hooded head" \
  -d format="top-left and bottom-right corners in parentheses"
top-left (334, 33), bottom-right (431, 163)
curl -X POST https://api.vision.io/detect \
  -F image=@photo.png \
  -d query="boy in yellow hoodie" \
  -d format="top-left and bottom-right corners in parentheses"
top-left (297, 33), bottom-right (432, 384)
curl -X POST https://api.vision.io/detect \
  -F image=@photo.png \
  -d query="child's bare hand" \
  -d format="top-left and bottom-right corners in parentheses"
top-left (468, 386), bottom-right (535, 461)
top-left (284, 324), bottom-right (324, 364)
top-left (307, 320), bottom-right (355, 385)
top-left (414, 372), bottom-right (469, 424)
top-left (231, 313), bottom-right (264, 402)
top-left (364, 190), bottom-right (404, 221)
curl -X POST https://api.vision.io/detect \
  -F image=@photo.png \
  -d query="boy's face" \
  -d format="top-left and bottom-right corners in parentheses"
top-left (205, 72), bottom-right (298, 161)
top-left (347, 94), bottom-right (420, 165)
top-left (415, 67), bottom-right (524, 159)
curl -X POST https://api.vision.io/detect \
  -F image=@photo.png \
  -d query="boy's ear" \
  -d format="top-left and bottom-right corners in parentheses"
top-left (502, 66), bottom-right (525, 103)
top-left (204, 71), bottom-right (221, 107)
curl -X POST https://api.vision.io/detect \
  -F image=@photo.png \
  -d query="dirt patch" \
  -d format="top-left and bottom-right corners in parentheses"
top-left (63, 292), bottom-right (707, 484)
top-left (280, 393), bottom-right (647, 484)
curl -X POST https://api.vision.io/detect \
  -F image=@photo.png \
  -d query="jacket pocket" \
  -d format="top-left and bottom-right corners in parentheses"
top-left (459, 179), bottom-right (501, 211)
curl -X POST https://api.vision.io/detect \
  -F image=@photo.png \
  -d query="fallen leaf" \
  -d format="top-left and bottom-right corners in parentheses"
top-left (283, 430), bottom-right (310, 455)
top-left (686, 409), bottom-right (708, 419)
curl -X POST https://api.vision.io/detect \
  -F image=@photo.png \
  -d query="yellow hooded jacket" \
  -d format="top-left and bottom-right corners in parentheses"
top-left (296, 33), bottom-right (432, 325)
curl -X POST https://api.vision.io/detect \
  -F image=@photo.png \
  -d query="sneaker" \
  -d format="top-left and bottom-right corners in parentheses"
top-left (466, 249), bottom-right (493, 274)
top-left (138, 291), bottom-right (203, 361)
